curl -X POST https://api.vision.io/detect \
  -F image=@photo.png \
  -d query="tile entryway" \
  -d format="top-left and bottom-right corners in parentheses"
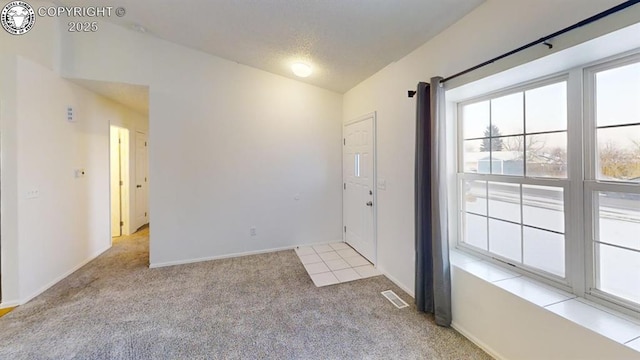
top-left (295, 242), bottom-right (382, 287)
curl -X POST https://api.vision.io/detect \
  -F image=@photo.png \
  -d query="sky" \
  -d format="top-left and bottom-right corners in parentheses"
top-left (461, 62), bottom-right (640, 160)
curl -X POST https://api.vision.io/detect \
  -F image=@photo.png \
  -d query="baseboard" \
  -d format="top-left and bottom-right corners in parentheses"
top-left (150, 240), bottom-right (343, 269)
top-left (19, 245), bottom-right (111, 305)
top-left (451, 321), bottom-right (505, 360)
top-left (378, 267), bottom-right (415, 298)
top-left (378, 269), bottom-right (503, 360)
top-left (149, 246), bottom-right (294, 268)
top-left (0, 300), bottom-right (20, 309)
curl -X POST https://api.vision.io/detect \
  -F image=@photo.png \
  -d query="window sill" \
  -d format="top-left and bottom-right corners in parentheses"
top-left (450, 250), bottom-right (640, 352)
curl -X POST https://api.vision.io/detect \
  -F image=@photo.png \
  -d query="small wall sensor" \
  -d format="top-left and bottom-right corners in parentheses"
top-left (67, 106), bottom-right (75, 122)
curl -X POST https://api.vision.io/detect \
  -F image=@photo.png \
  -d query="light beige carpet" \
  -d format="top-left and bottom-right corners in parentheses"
top-left (0, 229), bottom-right (491, 359)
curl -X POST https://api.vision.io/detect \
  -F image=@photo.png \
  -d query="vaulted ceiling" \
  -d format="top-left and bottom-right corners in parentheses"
top-left (57, 0), bottom-right (484, 93)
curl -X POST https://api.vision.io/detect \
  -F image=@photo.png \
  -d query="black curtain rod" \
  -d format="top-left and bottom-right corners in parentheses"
top-left (408, 0), bottom-right (640, 97)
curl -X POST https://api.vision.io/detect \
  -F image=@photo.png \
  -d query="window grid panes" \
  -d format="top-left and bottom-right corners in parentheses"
top-left (459, 80), bottom-right (569, 280)
top-left (461, 81), bottom-right (568, 179)
top-left (590, 59), bottom-right (640, 310)
top-left (461, 179), bottom-right (566, 278)
top-left (459, 57), bottom-right (640, 315)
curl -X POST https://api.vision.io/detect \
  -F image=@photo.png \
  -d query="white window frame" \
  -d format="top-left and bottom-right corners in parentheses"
top-left (456, 74), bottom-right (573, 290)
top-left (455, 51), bottom-right (640, 318)
top-left (583, 53), bottom-right (640, 316)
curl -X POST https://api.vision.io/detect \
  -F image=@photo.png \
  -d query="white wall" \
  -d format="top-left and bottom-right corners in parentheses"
top-left (0, 1), bottom-right (59, 307)
top-left (58, 20), bottom-right (344, 267)
top-left (16, 57), bottom-right (108, 301)
top-left (452, 267), bottom-right (639, 359)
top-left (0, 52), bottom-right (152, 304)
top-left (0, 55), bottom-right (20, 305)
top-left (1, 0), bottom-right (58, 305)
top-left (0, 1), bottom-right (58, 71)
top-left (342, 0), bottom-right (640, 357)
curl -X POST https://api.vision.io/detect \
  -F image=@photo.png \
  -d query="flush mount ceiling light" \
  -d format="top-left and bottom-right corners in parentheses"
top-left (291, 62), bottom-right (312, 78)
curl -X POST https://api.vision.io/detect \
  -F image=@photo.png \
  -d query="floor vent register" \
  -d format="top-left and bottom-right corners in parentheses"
top-left (381, 290), bottom-right (409, 309)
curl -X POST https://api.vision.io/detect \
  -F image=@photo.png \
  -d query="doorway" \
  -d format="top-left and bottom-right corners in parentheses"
top-left (110, 126), bottom-right (130, 238)
top-left (134, 131), bottom-right (148, 230)
top-left (343, 112), bottom-right (377, 264)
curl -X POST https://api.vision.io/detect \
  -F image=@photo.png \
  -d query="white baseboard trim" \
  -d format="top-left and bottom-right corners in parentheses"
top-left (149, 246), bottom-right (294, 268)
top-left (149, 240), bottom-right (343, 269)
top-left (378, 267), bottom-right (415, 298)
top-left (377, 268), bottom-right (504, 360)
top-left (451, 321), bottom-right (505, 360)
top-left (149, 246), bottom-right (296, 269)
top-left (0, 300), bottom-right (20, 309)
top-left (19, 245), bottom-right (111, 305)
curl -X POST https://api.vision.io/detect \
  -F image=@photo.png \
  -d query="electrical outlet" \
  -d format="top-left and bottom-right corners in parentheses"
top-left (250, 227), bottom-right (257, 236)
top-left (26, 189), bottom-right (40, 199)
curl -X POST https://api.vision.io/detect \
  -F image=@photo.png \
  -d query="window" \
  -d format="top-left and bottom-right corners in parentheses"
top-left (459, 79), bottom-right (569, 280)
top-left (457, 53), bottom-right (640, 315)
top-left (586, 58), bottom-right (640, 311)
top-left (593, 61), bottom-right (640, 183)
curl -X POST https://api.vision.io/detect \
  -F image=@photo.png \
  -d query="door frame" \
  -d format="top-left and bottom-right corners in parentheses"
top-left (343, 111), bottom-right (378, 265)
top-left (134, 130), bottom-right (149, 231)
top-left (110, 126), bottom-right (131, 238)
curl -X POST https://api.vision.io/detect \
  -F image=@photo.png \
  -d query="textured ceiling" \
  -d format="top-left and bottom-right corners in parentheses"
top-left (57, 0), bottom-right (484, 93)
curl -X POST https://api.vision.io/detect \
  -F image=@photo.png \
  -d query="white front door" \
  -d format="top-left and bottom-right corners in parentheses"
top-left (134, 132), bottom-right (148, 229)
top-left (343, 114), bottom-right (376, 263)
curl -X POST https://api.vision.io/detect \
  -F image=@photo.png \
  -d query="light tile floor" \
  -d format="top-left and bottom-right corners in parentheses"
top-left (295, 242), bottom-right (382, 287)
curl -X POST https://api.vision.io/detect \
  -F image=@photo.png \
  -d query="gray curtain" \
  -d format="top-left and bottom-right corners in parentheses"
top-left (414, 78), bottom-right (451, 326)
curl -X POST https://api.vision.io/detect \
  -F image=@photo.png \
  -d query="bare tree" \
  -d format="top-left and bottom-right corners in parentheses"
top-left (546, 147), bottom-right (568, 165)
top-left (503, 135), bottom-right (545, 160)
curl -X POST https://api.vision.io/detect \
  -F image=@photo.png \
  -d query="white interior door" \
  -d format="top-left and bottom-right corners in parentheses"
top-left (110, 127), bottom-right (122, 237)
top-left (343, 114), bottom-right (375, 263)
top-left (134, 132), bottom-right (148, 230)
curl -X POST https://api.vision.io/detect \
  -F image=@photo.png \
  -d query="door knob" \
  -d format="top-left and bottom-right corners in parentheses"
top-left (366, 201), bottom-right (373, 206)
top-left (137, 185), bottom-right (142, 188)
